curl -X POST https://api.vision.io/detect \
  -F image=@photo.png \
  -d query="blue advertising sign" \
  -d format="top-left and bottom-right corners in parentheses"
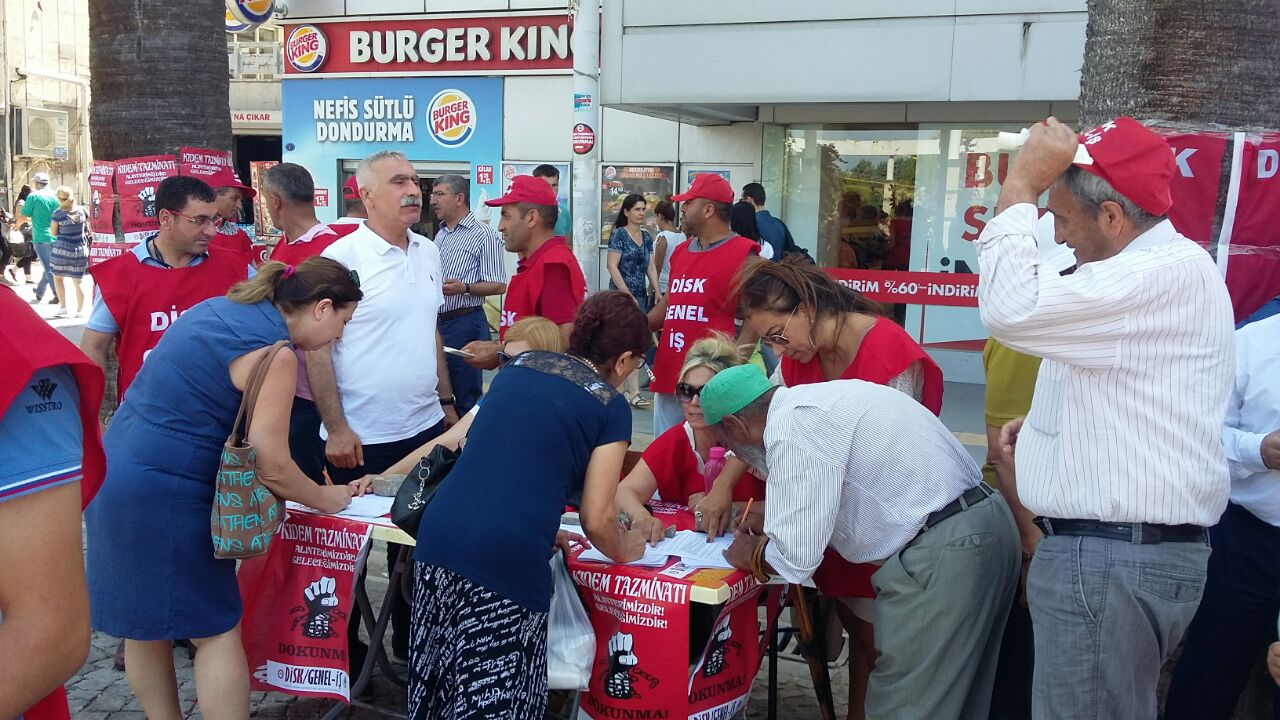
top-left (282, 76), bottom-right (503, 223)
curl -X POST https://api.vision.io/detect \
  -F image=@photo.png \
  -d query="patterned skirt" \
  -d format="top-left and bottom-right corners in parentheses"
top-left (408, 563), bottom-right (549, 720)
top-left (49, 236), bottom-right (88, 278)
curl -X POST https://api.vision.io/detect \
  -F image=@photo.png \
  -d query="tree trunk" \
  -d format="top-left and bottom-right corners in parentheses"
top-left (1081, 4), bottom-right (1279, 719)
top-left (1080, 0), bottom-right (1280, 128)
top-left (89, 0), bottom-right (232, 160)
top-left (88, 0), bottom-right (232, 420)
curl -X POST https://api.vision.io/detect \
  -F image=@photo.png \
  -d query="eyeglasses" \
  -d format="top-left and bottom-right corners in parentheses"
top-left (169, 209), bottom-right (224, 229)
top-left (430, 190), bottom-right (461, 198)
top-left (675, 382), bottom-right (704, 403)
top-left (763, 305), bottom-right (799, 347)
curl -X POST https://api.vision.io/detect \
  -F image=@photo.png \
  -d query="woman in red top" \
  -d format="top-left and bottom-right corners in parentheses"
top-left (615, 333), bottom-right (764, 541)
top-left (735, 259), bottom-right (944, 720)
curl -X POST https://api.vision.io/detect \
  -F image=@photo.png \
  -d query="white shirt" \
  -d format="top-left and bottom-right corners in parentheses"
top-left (761, 381), bottom-right (980, 583)
top-left (976, 203), bottom-right (1235, 526)
top-left (321, 223), bottom-right (444, 444)
top-left (1222, 314), bottom-right (1280, 526)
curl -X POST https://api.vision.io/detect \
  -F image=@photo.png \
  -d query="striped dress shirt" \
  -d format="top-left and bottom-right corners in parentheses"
top-left (761, 380), bottom-right (980, 583)
top-left (976, 203), bottom-right (1235, 526)
top-left (435, 212), bottom-right (507, 314)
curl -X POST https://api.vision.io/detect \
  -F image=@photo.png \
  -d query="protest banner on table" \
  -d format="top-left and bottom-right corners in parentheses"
top-left (88, 161), bottom-right (116, 243)
top-left (114, 154), bottom-right (178, 243)
top-left (88, 241), bottom-right (138, 268)
top-left (238, 511), bottom-right (372, 702)
top-left (178, 147), bottom-right (234, 180)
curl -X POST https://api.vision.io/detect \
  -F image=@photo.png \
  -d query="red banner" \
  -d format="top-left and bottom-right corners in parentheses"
top-left (1162, 132), bottom-right (1228, 245)
top-left (826, 268), bottom-right (979, 308)
top-left (179, 147), bottom-right (234, 181)
top-left (1225, 133), bottom-right (1280, 322)
top-left (282, 16), bottom-right (572, 76)
top-left (114, 154), bottom-right (178, 243)
top-left (238, 511), bottom-right (372, 702)
top-left (88, 241), bottom-right (138, 268)
top-left (88, 161), bottom-right (116, 244)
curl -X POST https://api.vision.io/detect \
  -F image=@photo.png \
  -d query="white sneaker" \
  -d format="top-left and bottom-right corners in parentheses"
top-left (52, 308), bottom-right (68, 318)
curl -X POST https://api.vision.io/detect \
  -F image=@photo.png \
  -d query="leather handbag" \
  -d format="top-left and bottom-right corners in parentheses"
top-left (391, 444), bottom-right (459, 537)
top-left (210, 340), bottom-right (290, 559)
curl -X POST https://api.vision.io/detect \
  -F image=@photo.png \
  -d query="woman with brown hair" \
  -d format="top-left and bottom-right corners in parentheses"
top-left (85, 257), bottom-right (367, 720)
top-left (734, 258), bottom-right (944, 720)
top-left (408, 291), bottom-right (654, 720)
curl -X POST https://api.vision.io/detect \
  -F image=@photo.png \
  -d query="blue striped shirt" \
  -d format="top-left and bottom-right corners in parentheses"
top-left (435, 212), bottom-right (506, 314)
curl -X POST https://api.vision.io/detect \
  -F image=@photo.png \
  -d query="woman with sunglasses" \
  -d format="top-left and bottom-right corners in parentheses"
top-left (734, 258), bottom-right (942, 720)
top-left (615, 333), bottom-right (765, 542)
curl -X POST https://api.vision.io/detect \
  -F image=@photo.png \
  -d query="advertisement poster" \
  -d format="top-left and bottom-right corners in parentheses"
top-left (599, 164), bottom-right (675, 244)
top-left (250, 160), bottom-right (280, 241)
top-left (178, 147), bottom-right (234, 181)
top-left (238, 511), bottom-right (372, 702)
top-left (88, 161), bottom-right (116, 244)
top-left (1225, 133), bottom-right (1280, 322)
top-left (114, 154), bottom-right (178, 243)
top-left (281, 76), bottom-right (502, 224)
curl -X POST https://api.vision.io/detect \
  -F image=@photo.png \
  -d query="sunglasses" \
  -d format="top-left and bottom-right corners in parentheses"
top-left (763, 305), bottom-right (799, 347)
top-left (675, 382), bottom-right (704, 403)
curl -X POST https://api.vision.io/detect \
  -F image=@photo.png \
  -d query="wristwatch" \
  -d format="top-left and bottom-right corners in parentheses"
top-left (440, 396), bottom-right (456, 407)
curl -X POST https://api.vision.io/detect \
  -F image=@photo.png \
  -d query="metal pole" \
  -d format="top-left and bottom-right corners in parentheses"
top-left (569, 0), bottom-right (602, 292)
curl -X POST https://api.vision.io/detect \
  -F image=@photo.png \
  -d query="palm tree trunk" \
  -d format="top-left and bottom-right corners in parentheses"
top-left (89, 0), bottom-right (232, 419)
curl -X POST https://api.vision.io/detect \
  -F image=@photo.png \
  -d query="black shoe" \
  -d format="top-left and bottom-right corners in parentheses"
top-left (47, 297), bottom-right (59, 305)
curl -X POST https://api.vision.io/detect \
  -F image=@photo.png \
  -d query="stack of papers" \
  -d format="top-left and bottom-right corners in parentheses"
top-left (286, 494), bottom-right (394, 520)
top-left (573, 529), bottom-right (736, 570)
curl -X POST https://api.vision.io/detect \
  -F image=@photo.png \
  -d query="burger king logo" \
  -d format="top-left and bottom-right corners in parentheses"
top-left (286, 25), bottom-right (328, 73)
top-left (427, 90), bottom-right (476, 148)
top-left (225, 9), bottom-right (252, 33)
top-left (226, 0), bottom-right (275, 26)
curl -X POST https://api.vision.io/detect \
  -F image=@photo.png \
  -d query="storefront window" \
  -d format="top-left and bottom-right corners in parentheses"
top-left (771, 122), bottom-right (1027, 350)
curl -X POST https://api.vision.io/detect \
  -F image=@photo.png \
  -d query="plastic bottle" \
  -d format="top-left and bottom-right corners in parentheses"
top-left (703, 446), bottom-right (727, 495)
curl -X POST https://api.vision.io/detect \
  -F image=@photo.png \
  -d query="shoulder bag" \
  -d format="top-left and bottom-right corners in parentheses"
top-left (210, 340), bottom-right (290, 559)
top-left (391, 444), bottom-right (459, 537)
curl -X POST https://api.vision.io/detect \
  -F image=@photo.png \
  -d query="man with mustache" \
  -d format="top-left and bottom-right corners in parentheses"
top-left (703, 364), bottom-right (1020, 719)
top-left (309, 150), bottom-right (458, 663)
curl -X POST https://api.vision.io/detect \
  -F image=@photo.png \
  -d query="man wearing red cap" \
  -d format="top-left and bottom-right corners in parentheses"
top-left (646, 172), bottom-right (759, 437)
top-left (461, 175), bottom-right (586, 367)
top-left (206, 168), bottom-right (257, 255)
top-left (977, 117), bottom-right (1235, 718)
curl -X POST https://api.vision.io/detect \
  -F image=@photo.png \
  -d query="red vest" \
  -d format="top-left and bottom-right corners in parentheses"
top-left (642, 423), bottom-right (765, 504)
top-left (500, 239), bottom-right (586, 340)
top-left (0, 287), bottom-right (106, 720)
top-left (269, 229), bottom-right (340, 266)
top-left (650, 236), bottom-right (758, 394)
top-left (210, 225), bottom-right (253, 255)
top-left (780, 317), bottom-right (944, 415)
top-left (91, 249), bottom-right (248, 398)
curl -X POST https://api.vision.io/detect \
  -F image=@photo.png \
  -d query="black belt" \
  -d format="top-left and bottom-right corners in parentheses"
top-left (920, 484), bottom-right (993, 534)
top-left (438, 305), bottom-right (484, 322)
top-left (1034, 518), bottom-right (1207, 545)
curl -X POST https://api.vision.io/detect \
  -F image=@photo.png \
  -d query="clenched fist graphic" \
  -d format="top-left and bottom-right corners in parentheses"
top-left (302, 577), bottom-right (340, 639)
top-left (605, 632), bottom-right (639, 699)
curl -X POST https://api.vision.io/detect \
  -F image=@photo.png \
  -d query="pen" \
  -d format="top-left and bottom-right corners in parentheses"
top-left (738, 498), bottom-right (754, 534)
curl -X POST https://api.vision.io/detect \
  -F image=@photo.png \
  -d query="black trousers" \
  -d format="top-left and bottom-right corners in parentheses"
top-left (288, 396), bottom-right (326, 485)
top-left (328, 421), bottom-right (447, 660)
top-left (1166, 502), bottom-right (1280, 719)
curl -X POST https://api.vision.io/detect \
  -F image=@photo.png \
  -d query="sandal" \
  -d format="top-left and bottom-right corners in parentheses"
top-left (629, 396), bottom-right (651, 409)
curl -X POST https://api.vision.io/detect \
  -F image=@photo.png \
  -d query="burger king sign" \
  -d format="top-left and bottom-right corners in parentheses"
top-left (286, 25), bottom-right (328, 74)
top-left (427, 90), bottom-right (476, 148)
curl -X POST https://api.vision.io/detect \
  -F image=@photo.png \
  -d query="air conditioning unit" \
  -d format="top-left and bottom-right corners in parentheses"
top-left (15, 107), bottom-right (69, 160)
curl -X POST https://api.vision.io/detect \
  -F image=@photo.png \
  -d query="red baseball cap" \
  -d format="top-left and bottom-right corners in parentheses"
top-left (672, 173), bottom-right (734, 205)
top-left (342, 175), bottom-right (359, 200)
top-left (485, 175), bottom-right (557, 207)
top-left (206, 167), bottom-right (257, 200)
top-left (1074, 116), bottom-right (1174, 216)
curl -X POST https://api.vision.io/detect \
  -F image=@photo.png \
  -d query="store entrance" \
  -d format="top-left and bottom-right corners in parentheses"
top-left (339, 160), bottom-right (469, 240)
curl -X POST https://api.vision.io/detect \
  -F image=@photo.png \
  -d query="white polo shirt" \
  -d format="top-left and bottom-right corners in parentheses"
top-left (321, 223), bottom-right (444, 444)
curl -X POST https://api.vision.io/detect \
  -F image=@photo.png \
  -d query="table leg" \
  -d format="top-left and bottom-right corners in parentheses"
top-left (320, 544), bottom-right (412, 720)
top-left (767, 616), bottom-right (779, 720)
top-left (788, 586), bottom-right (837, 720)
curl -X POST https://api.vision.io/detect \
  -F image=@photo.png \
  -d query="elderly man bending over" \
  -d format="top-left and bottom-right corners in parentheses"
top-left (706, 365), bottom-right (1019, 720)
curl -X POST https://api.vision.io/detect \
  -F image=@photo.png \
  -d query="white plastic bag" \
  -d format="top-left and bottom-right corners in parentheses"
top-left (547, 553), bottom-right (595, 690)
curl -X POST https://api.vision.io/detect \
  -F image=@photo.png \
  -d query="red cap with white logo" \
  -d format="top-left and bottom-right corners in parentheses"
top-left (1074, 116), bottom-right (1174, 216)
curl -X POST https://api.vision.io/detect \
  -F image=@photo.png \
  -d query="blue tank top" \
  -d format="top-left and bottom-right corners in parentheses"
top-left (114, 297), bottom-right (290, 448)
